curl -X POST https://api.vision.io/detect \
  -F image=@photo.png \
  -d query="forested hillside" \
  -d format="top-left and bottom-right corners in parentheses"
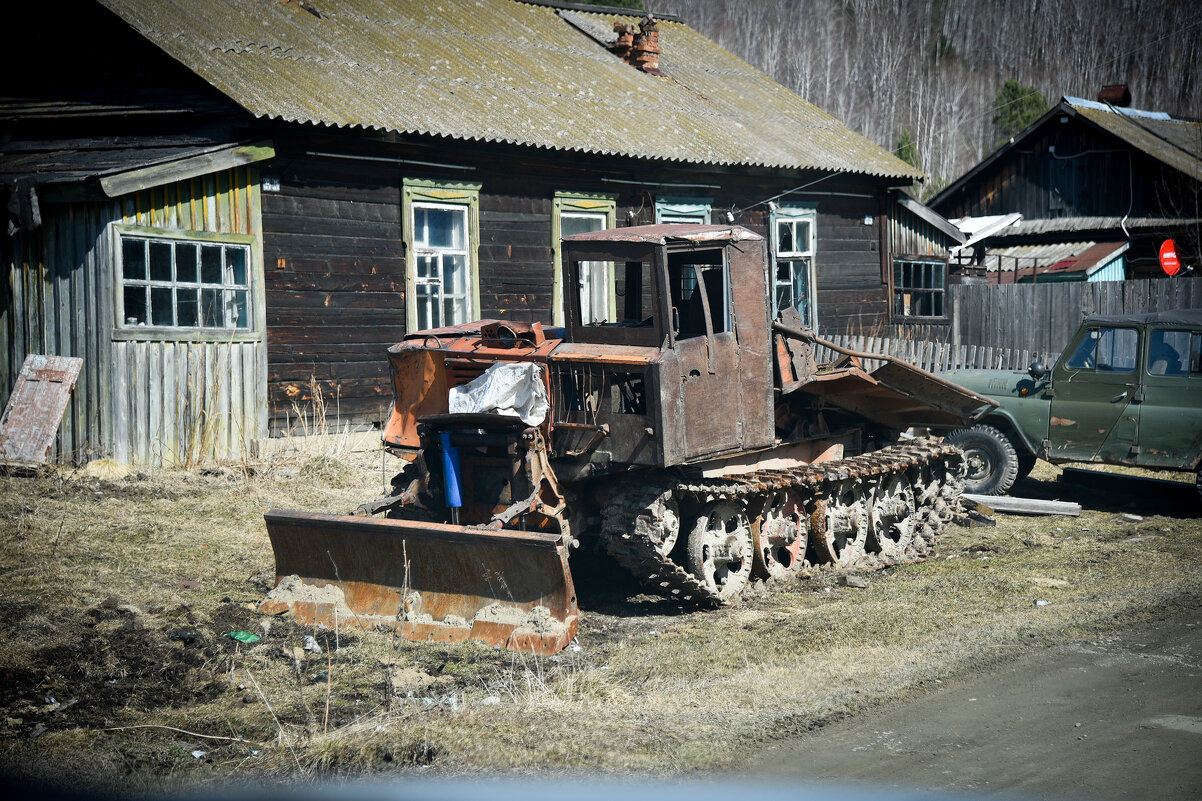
top-left (655, 0), bottom-right (1200, 192)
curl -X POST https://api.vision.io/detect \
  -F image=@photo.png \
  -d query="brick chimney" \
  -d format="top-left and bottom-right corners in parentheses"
top-left (612, 22), bottom-right (633, 62)
top-left (1098, 84), bottom-right (1132, 107)
top-left (611, 15), bottom-right (662, 75)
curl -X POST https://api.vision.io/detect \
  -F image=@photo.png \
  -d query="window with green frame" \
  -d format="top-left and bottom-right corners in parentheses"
top-left (117, 229), bottom-right (254, 330)
top-left (403, 179), bottom-right (481, 331)
top-left (552, 193), bottom-right (616, 326)
top-left (655, 197), bottom-right (711, 224)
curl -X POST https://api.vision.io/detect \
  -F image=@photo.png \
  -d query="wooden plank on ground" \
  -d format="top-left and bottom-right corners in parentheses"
top-left (962, 493), bottom-right (1081, 516)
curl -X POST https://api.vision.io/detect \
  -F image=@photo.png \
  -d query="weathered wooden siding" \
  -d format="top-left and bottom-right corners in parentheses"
top-left (936, 120), bottom-right (1179, 221)
top-left (4, 204), bottom-right (113, 462)
top-left (815, 334), bottom-right (1047, 374)
top-left (110, 166), bottom-right (266, 464)
top-left (951, 276), bottom-right (1202, 356)
top-left (261, 152), bottom-right (405, 432)
top-left (479, 190), bottom-right (555, 324)
top-left (254, 141), bottom-right (903, 430)
top-left (812, 193), bottom-right (888, 333)
top-left (1, 166), bottom-right (266, 464)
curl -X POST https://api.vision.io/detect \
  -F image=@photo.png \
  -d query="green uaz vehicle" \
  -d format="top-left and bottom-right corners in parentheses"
top-left (942, 310), bottom-right (1202, 499)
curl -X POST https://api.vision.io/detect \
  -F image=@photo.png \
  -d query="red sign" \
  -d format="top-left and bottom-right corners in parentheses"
top-left (1159, 239), bottom-right (1181, 276)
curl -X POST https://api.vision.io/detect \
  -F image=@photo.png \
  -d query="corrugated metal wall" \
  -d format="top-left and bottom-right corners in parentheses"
top-left (1, 166), bottom-right (266, 465)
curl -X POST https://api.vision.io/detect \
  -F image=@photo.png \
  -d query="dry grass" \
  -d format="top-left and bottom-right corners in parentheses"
top-left (0, 456), bottom-right (1199, 792)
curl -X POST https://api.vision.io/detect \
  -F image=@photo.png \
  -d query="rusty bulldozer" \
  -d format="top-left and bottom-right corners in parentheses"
top-left (261, 224), bottom-right (993, 654)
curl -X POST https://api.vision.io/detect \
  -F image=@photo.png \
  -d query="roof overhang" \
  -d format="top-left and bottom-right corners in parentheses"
top-left (895, 194), bottom-right (965, 244)
top-left (98, 140), bottom-right (274, 197)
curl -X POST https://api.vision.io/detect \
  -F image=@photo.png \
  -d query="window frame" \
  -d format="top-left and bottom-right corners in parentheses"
top-left (112, 225), bottom-right (259, 341)
top-left (552, 192), bottom-right (616, 326)
top-left (402, 179), bottom-right (481, 333)
top-left (770, 204), bottom-right (818, 331)
top-left (891, 256), bottom-right (949, 322)
top-left (1064, 326), bottom-right (1139, 373)
top-left (654, 197), bottom-right (712, 225)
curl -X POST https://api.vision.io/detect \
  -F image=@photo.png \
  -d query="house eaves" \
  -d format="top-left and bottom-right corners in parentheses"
top-left (896, 194), bottom-right (965, 244)
top-left (95, 0), bottom-right (921, 179)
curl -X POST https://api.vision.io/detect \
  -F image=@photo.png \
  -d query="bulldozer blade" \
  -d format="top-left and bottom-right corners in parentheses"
top-left (260, 509), bottom-right (578, 655)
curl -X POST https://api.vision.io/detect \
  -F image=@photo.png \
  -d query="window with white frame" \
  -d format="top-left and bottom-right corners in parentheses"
top-left (403, 180), bottom-right (480, 332)
top-left (118, 233), bottom-right (253, 330)
top-left (562, 212), bottom-right (611, 324)
top-left (771, 206), bottom-right (817, 329)
top-left (413, 203), bottom-right (471, 330)
top-left (892, 257), bottom-right (947, 320)
top-left (655, 197), bottom-right (711, 224)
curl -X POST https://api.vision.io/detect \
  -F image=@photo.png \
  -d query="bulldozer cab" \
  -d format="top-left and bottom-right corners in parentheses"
top-left (560, 224), bottom-right (776, 462)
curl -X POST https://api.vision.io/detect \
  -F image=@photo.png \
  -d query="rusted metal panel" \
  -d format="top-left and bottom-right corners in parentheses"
top-left (260, 510), bottom-right (578, 656)
top-left (0, 355), bottom-right (83, 466)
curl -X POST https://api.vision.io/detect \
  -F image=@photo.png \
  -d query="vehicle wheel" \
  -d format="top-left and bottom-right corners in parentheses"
top-left (1015, 451), bottom-right (1037, 484)
top-left (634, 493), bottom-right (680, 556)
top-left (686, 500), bottom-right (753, 600)
top-left (751, 489), bottom-right (807, 580)
top-left (945, 424), bottom-right (1019, 496)
top-left (1196, 466), bottom-right (1201, 509)
top-left (867, 472), bottom-right (917, 560)
top-left (808, 477), bottom-right (868, 566)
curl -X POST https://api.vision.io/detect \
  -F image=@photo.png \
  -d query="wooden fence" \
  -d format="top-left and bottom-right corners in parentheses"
top-left (816, 334), bottom-right (1048, 374)
top-left (821, 277), bottom-right (1202, 372)
top-left (949, 276), bottom-right (1202, 355)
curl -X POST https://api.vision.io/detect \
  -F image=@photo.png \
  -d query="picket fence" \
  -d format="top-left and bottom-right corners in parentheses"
top-left (815, 334), bottom-right (1053, 375)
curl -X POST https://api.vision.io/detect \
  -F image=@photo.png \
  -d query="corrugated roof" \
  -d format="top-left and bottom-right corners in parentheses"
top-left (1065, 98), bottom-right (1202, 179)
top-left (999, 217), bottom-right (1201, 237)
top-left (983, 241), bottom-right (1129, 276)
top-left (95, 0), bottom-right (920, 178)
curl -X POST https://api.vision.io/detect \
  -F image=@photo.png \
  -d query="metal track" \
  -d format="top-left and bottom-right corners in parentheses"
top-left (598, 439), bottom-right (965, 606)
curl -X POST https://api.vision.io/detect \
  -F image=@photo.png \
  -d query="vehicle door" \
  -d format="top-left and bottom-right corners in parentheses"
top-left (1047, 324), bottom-right (1140, 463)
top-left (668, 247), bottom-right (741, 459)
top-left (1135, 327), bottom-right (1202, 469)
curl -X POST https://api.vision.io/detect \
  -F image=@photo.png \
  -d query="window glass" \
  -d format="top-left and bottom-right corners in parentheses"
top-left (668, 249), bottom-right (727, 339)
top-left (149, 242), bottom-right (173, 282)
top-left (1066, 327), bottom-right (1137, 372)
top-left (893, 259), bottom-right (946, 319)
top-left (1148, 330), bottom-right (1199, 376)
top-left (562, 212), bottom-right (611, 324)
top-left (176, 243), bottom-right (197, 283)
top-left (412, 202), bottom-right (471, 329)
top-left (772, 209), bottom-right (816, 326)
top-left (119, 234), bottom-right (252, 330)
top-left (200, 245), bottom-right (223, 284)
top-left (122, 239), bottom-right (146, 281)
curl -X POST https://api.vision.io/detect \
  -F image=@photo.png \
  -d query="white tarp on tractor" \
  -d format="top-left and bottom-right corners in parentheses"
top-left (448, 362), bottom-right (548, 426)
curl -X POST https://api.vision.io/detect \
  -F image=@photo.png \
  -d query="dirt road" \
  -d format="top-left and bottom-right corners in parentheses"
top-left (753, 605), bottom-right (1202, 799)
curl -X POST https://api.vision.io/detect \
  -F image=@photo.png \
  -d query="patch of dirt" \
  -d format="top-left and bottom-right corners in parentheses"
top-left (0, 598), bottom-right (333, 739)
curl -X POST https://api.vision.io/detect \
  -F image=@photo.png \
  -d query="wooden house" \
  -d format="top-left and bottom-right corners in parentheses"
top-left (2, 0), bottom-right (922, 464)
top-left (930, 93), bottom-right (1201, 280)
